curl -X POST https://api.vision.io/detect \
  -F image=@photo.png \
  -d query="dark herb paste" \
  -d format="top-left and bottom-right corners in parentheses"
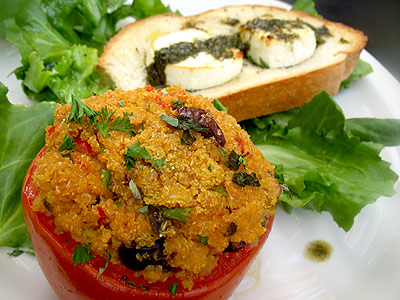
top-left (241, 17), bottom-right (331, 45)
top-left (303, 240), bottom-right (333, 263)
top-left (240, 18), bottom-right (304, 41)
top-left (146, 34), bottom-right (248, 87)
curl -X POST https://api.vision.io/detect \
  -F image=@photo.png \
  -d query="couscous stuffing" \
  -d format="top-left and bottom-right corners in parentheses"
top-left (32, 86), bottom-right (280, 289)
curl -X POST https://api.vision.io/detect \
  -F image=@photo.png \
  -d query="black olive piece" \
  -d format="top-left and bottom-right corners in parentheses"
top-left (118, 238), bottom-right (166, 271)
top-left (224, 241), bottom-right (247, 252)
top-left (174, 105), bottom-right (226, 147)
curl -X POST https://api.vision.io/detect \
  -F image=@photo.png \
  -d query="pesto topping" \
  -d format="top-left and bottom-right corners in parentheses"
top-left (146, 33), bottom-right (247, 86)
top-left (241, 18), bottom-right (304, 42)
top-left (241, 17), bottom-right (332, 45)
top-left (221, 18), bottom-right (240, 26)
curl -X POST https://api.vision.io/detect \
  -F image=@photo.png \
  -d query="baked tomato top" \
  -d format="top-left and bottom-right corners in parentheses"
top-left (22, 146), bottom-right (274, 300)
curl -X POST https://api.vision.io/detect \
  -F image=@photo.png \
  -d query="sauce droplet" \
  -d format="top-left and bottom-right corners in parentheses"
top-left (303, 240), bottom-right (333, 263)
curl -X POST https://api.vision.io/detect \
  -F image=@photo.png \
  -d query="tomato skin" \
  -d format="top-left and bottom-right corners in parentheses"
top-left (22, 147), bottom-right (275, 300)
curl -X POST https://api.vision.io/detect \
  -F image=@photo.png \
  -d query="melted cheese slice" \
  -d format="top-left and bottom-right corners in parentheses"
top-left (147, 28), bottom-right (243, 90)
top-left (240, 19), bottom-right (316, 68)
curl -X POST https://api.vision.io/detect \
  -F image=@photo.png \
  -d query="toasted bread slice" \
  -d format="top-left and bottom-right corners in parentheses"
top-left (98, 5), bottom-right (367, 121)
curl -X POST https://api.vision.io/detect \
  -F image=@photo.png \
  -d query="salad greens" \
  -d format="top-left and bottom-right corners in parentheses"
top-left (242, 91), bottom-right (399, 231)
top-left (2, 0), bottom-right (177, 103)
top-left (0, 0), bottom-right (396, 254)
top-left (0, 82), bottom-right (56, 252)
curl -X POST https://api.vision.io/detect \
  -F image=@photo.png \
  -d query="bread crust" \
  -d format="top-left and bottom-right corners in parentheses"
top-left (98, 5), bottom-right (367, 121)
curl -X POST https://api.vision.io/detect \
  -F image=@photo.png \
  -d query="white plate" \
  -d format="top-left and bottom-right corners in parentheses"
top-left (1, 1), bottom-right (400, 299)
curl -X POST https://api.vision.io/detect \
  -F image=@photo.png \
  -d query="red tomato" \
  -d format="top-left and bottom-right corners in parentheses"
top-left (22, 146), bottom-right (275, 300)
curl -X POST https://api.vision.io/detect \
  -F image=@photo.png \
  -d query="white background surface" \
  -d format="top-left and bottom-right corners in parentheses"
top-left (1, 1), bottom-right (400, 299)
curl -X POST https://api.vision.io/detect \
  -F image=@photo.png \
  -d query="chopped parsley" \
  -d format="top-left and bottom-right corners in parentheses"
top-left (212, 99), bottom-right (227, 111)
top-left (215, 184), bottom-right (228, 196)
top-left (68, 95), bottom-right (97, 124)
top-left (159, 113), bottom-right (212, 146)
top-left (97, 253), bottom-right (110, 280)
top-left (72, 244), bottom-right (95, 266)
top-left (161, 207), bottom-right (192, 224)
top-left (100, 168), bottom-right (111, 189)
top-left (232, 172), bottom-right (261, 187)
top-left (208, 165), bottom-right (212, 172)
top-left (172, 100), bottom-right (184, 107)
top-left (98, 146), bottom-right (106, 153)
top-left (124, 141), bottom-right (151, 169)
top-left (139, 285), bottom-right (149, 290)
top-left (59, 135), bottom-right (76, 156)
top-left (152, 159), bottom-right (168, 167)
top-left (138, 205), bottom-right (148, 215)
top-left (68, 96), bottom-right (134, 137)
top-left (168, 282), bottom-right (179, 297)
top-left (126, 281), bottom-right (136, 286)
top-left (224, 150), bottom-right (248, 171)
top-left (129, 180), bottom-right (142, 200)
top-left (259, 57), bottom-right (270, 69)
top-left (218, 148), bottom-right (227, 157)
top-left (198, 235), bottom-right (208, 246)
top-left (96, 107), bottom-right (135, 137)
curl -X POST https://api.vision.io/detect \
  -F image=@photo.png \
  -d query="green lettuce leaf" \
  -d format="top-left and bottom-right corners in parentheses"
top-left (242, 91), bottom-right (399, 231)
top-left (340, 59), bottom-right (374, 90)
top-left (0, 82), bottom-right (56, 252)
top-left (292, 0), bottom-right (373, 88)
top-left (291, 0), bottom-right (321, 17)
top-left (3, 0), bottom-right (176, 103)
top-left (346, 118), bottom-right (400, 146)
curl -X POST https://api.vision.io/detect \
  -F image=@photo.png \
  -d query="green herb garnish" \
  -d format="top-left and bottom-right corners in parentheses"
top-left (232, 172), bottom-right (261, 187)
top-left (96, 107), bottom-right (135, 137)
top-left (198, 235), bottom-right (208, 246)
top-left (215, 184), bottom-right (228, 197)
top-left (159, 114), bottom-right (179, 127)
top-left (138, 205), bottom-right (148, 215)
top-left (97, 252), bottom-right (110, 280)
top-left (100, 168), bottom-right (111, 189)
top-left (259, 57), bottom-right (270, 69)
top-left (73, 244), bottom-right (95, 266)
top-left (59, 135), bottom-right (76, 154)
top-left (212, 99), bottom-right (227, 111)
top-left (68, 95), bottom-right (97, 124)
top-left (168, 282), bottom-right (178, 297)
top-left (126, 281), bottom-right (136, 286)
top-left (172, 100), bottom-right (184, 107)
top-left (152, 159), bottom-right (168, 167)
top-left (161, 207), bottom-right (192, 224)
top-left (118, 100), bottom-right (125, 107)
top-left (218, 148), bottom-right (227, 157)
top-left (181, 130), bottom-right (196, 146)
top-left (124, 141), bottom-right (151, 169)
top-left (129, 180), bottom-right (142, 200)
top-left (224, 150), bottom-right (247, 171)
top-left (139, 285), bottom-right (149, 290)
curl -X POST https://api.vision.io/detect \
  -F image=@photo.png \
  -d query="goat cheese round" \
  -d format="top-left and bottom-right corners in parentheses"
top-left (240, 18), bottom-right (316, 68)
top-left (147, 28), bottom-right (243, 90)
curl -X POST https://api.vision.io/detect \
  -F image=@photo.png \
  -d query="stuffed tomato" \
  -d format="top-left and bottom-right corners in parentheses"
top-left (21, 86), bottom-right (280, 300)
